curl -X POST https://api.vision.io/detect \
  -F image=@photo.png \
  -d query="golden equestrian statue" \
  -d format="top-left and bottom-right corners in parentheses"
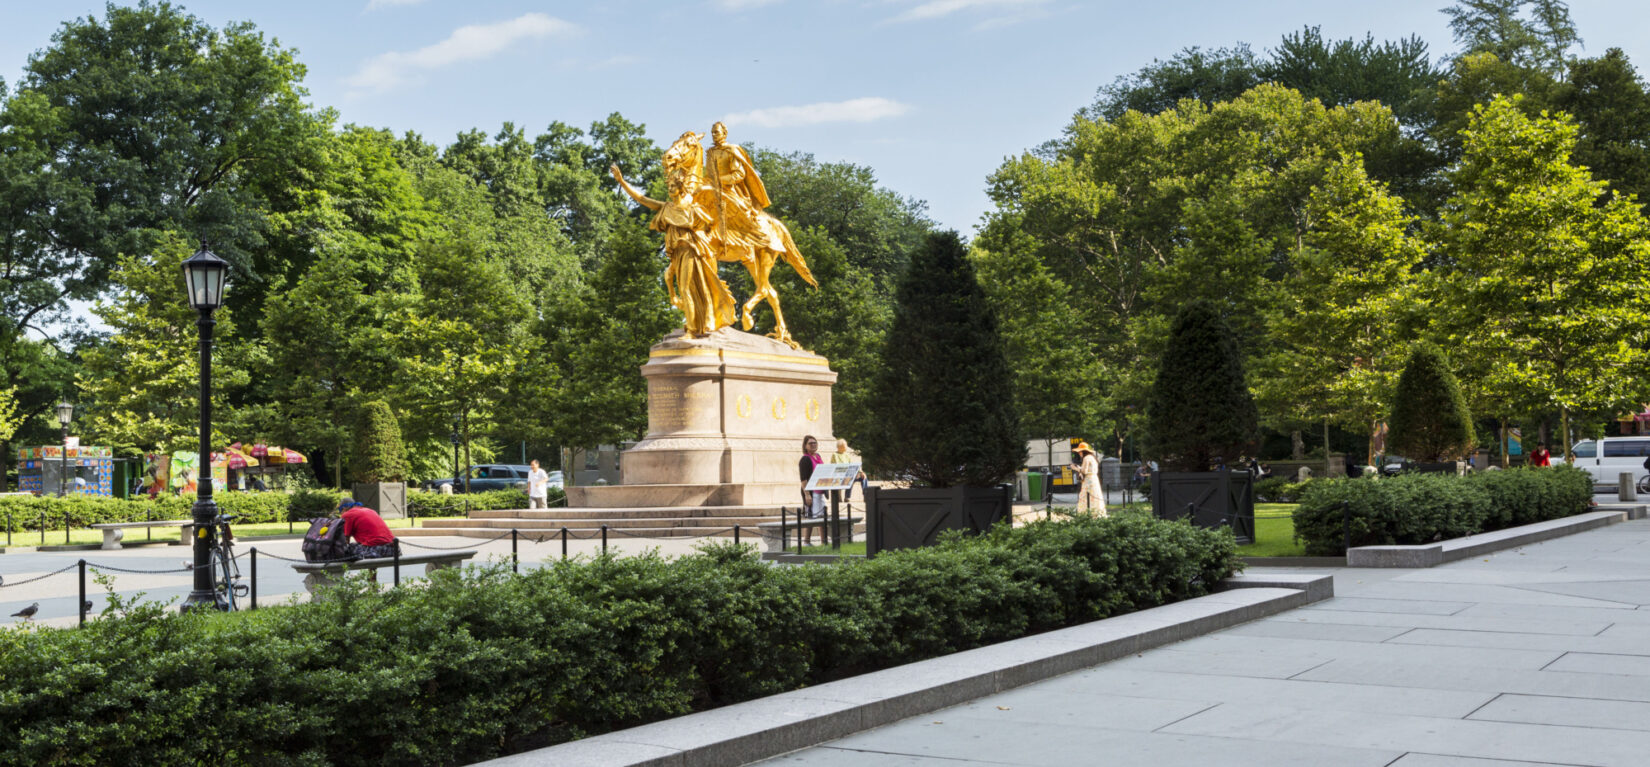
top-left (611, 123), bottom-right (817, 349)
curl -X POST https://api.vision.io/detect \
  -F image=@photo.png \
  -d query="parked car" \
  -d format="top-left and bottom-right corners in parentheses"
top-left (1570, 437), bottom-right (1650, 487)
top-left (423, 464), bottom-right (532, 493)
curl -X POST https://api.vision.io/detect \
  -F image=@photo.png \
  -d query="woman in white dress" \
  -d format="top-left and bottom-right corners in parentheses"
top-left (1074, 442), bottom-right (1107, 516)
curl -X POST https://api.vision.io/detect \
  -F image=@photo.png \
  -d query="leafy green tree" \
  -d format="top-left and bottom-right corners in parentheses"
top-left (11, 1), bottom-right (326, 321)
top-left (350, 400), bottom-right (409, 483)
top-left (535, 222), bottom-right (675, 451)
top-left (1257, 155), bottom-right (1425, 457)
top-left (972, 223), bottom-right (1107, 453)
top-left (1144, 301), bottom-right (1259, 472)
top-left (1265, 27), bottom-right (1441, 123)
top-left (1552, 48), bottom-right (1650, 208)
top-left (862, 231), bottom-right (1024, 488)
top-left (1386, 344), bottom-right (1476, 461)
top-left (1438, 96), bottom-right (1650, 458)
top-left (1421, 52), bottom-right (1557, 162)
top-left (77, 233), bottom-right (253, 453)
top-left (1088, 45), bottom-right (1263, 121)
top-left (751, 149), bottom-right (934, 293)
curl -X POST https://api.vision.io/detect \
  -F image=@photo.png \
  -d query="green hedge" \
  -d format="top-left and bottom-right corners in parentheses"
top-left (1253, 477), bottom-right (1321, 503)
top-left (0, 489), bottom-right (400, 532)
top-left (405, 487), bottom-right (557, 516)
top-left (0, 511), bottom-right (1238, 766)
top-left (1293, 466), bottom-right (1594, 555)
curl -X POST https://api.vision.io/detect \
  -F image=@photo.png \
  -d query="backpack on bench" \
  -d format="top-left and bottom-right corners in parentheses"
top-left (301, 517), bottom-right (353, 562)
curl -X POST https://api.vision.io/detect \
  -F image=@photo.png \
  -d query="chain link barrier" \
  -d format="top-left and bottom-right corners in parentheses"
top-left (0, 562), bottom-right (80, 588)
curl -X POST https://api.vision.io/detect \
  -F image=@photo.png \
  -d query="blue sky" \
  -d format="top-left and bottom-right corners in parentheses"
top-left (5, 1), bottom-right (1650, 235)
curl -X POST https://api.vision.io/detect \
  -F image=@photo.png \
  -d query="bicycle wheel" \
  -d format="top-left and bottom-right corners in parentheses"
top-left (1638, 475), bottom-right (1650, 495)
top-left (213, 549), bottom-right (239, 611)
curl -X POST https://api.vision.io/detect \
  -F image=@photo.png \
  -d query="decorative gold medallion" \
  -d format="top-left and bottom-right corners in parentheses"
top-left (771, 397), bottom-right (788, 420)
top-left (736, 394), bottom-right (753, 419)
top-left (805, 398), bottom-right (820, 421)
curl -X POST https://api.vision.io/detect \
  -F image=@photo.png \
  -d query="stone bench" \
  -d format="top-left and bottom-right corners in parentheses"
top-left (89, 520), bottom-right (194, 550)
top-left (290, 549), bottom-right (477, 593)
top-left (756, 517), bottom-right (861, 553)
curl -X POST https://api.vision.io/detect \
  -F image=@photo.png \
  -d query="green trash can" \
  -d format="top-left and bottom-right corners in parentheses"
top-left (1027, 471), bottom-right (1044, 503)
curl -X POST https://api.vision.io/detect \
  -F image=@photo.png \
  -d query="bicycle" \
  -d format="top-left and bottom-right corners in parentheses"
top-left (1637, 474), bottom-right (1650, 496)
top-left (191, 512), bottom-right (249, 611)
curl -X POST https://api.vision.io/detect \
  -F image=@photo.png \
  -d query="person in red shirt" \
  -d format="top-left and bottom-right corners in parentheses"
top-left (337, 499), bottom-right (398, 559)
top-left (1529, 443), bottom-right (1552, 468)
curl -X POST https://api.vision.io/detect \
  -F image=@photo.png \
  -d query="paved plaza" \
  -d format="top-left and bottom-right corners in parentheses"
top-left (762, 515), bottom-right (1650, 767)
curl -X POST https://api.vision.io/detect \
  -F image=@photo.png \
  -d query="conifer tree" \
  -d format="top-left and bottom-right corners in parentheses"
top-left (350, 400), bottom-right (409, 483)
top-left (1386, 344), bottom-right (1476, 462)
top-left (1144, 301), bottom-right (1259, 471)
top-left (862, 231), bottom-right (1024, 487)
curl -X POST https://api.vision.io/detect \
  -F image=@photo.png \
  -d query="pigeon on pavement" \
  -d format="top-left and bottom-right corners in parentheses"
top-left (11, 603), bottom-right (38, 621)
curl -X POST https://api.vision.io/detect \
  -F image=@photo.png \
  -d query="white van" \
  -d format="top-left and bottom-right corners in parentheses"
top-left (1569, 437), bottom-right (1650, 486)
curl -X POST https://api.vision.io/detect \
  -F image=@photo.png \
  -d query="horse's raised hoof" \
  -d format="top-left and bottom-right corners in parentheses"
top-left (741, 312), bottom-right (754, 331)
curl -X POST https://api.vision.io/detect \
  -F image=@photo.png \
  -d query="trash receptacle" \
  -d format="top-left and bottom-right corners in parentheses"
top-left (1027, 471), bottom-right (1045, 502)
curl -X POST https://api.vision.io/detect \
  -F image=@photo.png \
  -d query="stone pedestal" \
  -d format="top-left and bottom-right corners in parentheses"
top-left (566, 328), bottom-right (836, 508)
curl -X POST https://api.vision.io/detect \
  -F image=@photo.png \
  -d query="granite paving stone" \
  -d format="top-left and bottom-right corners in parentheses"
top-left (755, 516), bottom-right (1650, 767)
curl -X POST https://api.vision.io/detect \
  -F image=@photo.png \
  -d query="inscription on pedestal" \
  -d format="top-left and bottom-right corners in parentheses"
top-left (652, 387), bottom-right (716, 432)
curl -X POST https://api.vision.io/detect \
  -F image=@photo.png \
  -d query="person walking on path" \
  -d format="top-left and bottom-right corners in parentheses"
top-left (1530, 443), bottom-right (1552, 468)
top-left (527, 459), bottom-right (551, 509)
top-left (799, 436), bottom-right (825, 545)
top-left (829, 439), bottom-right (870, 507)
top-left (337, 499), bottom-right (398, 559)
top-left (1074, 442), bottom-right (1107, 516)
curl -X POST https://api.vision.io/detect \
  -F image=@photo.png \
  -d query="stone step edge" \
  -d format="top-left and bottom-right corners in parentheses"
top-left (1346, 507), bottom-right (1642, 568)
top-left (469, 573), bottom-right (1332, 767)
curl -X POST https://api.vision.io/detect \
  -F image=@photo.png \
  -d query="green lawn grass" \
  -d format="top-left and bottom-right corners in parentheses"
top-left (799, 541), bottom-right (867, 556)
top-left (6, 516), bottom-right (464, 548)
top-left (1238, 503), bottom-right (1304, 557)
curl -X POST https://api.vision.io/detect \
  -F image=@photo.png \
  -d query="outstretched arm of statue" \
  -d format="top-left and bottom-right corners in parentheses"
top-left (611, 164), bottom-right (663, 211)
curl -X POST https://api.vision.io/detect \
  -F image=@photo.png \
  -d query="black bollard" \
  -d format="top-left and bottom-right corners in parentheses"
top-left (512, 528), bottom-right (519, 574)
top-left (561, 527), bottom-right (568, 560)
top-left (250, 548), bottom-right (258, 610)
top-left (734, 524), bottom-right (740, 546)
top-left (601, 524), bottom-right (608, 554)
top-left (393, 547), bottom-right (401, 587)
top-left (78, 559), bottom-right (86, 627)
top-left (780, 508), bottom-right (788, 553)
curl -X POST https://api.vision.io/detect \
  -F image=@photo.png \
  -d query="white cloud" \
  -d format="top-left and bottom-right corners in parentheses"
top-left (711, 0), bottom-right (781, 9)
top-left (719, 97), bottom-right (911, 129)
top-left (347, 13), bottom-right (578, 92)
top-left (364, 0), bottom-right (425, 10)
top-left (887, 0), bottom-right (1045, 24)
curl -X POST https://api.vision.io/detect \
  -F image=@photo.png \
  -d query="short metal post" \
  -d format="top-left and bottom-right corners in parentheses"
top-left (393, 547), bottom-right (401, 587)
top-left (780, 508), bottom-right (788, 553)
top-left (734, 524), bottom-right (740, 546)
top-left (796, 506), bottom-right (803, 552)
top-left (601, 524), bottom-right (608, 554)
top-left (561, 527), bottom-right (568, 560)
top-left (6, 513), bottom-right (11, 546)
top-left (250, 547), bottom-right (258, 610)
top-left (65, 512), bottom-right (70, 544)
top-left (78, 559), bottom-right (86, 627)
top-left (39, 511), bottom-right (45, 545)
top-left (512, 528), bottom-right (519, 574)
top-left (1341, 500), bottom-right (1352, 554)
top-left (1045, 471), bottom-right (1053, 519)
top-left (147, 505), bottom-right (153, 541)
top-left (831, 489), bottom-right (842, 551)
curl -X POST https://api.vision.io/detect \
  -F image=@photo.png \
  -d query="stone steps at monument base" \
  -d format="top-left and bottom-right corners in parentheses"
top-left (416, 515), bottom-right (784, 531)
top-left (465, 505), bottom-right (805, 521)
top-left (565, 482), bottom-right (802, 508)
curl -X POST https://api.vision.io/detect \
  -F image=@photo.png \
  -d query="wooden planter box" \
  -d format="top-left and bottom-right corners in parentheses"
top-left (1150, 470), bottom-right (1255, 544)
top-left (352, 482), bottom-right (407, 520)
top-left (865, 484), bottom-right (1012, 557)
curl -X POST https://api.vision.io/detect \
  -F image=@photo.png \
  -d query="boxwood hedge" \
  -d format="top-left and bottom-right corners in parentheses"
top-left (0, 487), bottom-right (558, 532)
top-left (1293, 465), bottom-right (1593, 555)
top-left (0, 510), bottom-right (1238, 766)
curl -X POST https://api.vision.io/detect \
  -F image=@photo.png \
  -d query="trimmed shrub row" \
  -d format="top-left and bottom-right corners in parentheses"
top-left (1254, 477), bottom-right (1318, 503)
top-left (0, 511), bottom-right (1239, 766)
top-left (1293, 465), bottom-right (1594, 555)
top-left (0, 487), bottom-right (559, 532)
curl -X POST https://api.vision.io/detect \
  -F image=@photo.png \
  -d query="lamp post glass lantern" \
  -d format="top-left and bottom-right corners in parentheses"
top-left (181, 245), bottom-right (230, 611)
top-left (56, 402), bottom-right (73, 497)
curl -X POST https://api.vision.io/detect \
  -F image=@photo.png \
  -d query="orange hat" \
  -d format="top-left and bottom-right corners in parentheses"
top-left (1074, 442), bottom-right (1094, 455)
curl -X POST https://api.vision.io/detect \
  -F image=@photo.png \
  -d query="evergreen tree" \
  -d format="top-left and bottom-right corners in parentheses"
top-left (1144, 301), bottom-right (1259, 472)
top-left (862, 231), bottom-right (1024, 488)
top-left (1386, 344), bottom-right (1476, 461)
top-left (349, 400), bottom-right (409, 483)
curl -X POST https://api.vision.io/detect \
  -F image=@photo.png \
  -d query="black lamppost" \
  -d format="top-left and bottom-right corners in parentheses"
top-left (180, 245), bottom-right (229, 611)
top-left (55, 402), bottom-right (73, 497)
top-left (450, 418), bottom-right (461, 491)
